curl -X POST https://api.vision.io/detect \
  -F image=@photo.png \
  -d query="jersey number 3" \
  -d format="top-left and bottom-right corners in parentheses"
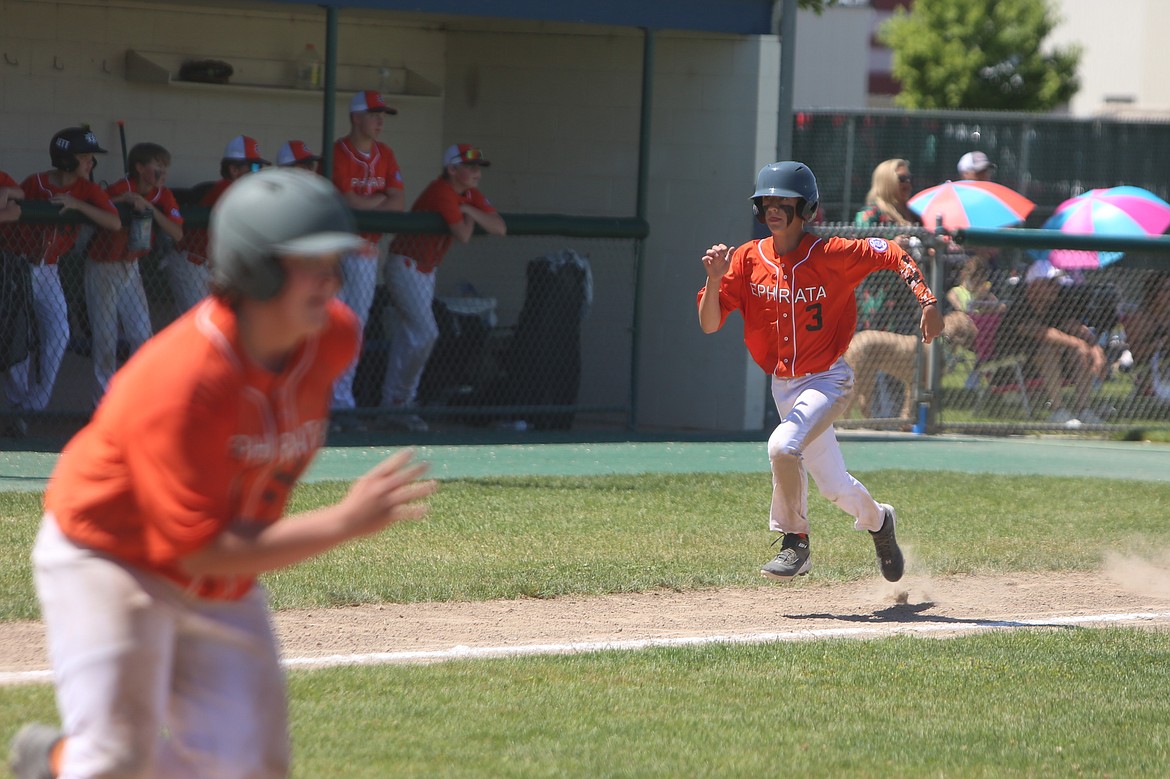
top-left (805, 303), bottom-right (823, 332)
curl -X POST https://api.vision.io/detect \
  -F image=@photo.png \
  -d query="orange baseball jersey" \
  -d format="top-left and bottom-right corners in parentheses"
top-left (178, 178), bottom-right (234, 266)
top-left (15, 172), bottom-right (118, 265)
top-left (45, 296), bottom-right (361, 600)
top-left (332, 137), bottom-right (405, 242)
top-left (0, 170), bottom-right (18, 252)
top-left (698, 233), bottom-right (937, 378)
top-left (89, 177), bottom-right (184, 263)
top-left (388, 177), bottom-right (496, 273)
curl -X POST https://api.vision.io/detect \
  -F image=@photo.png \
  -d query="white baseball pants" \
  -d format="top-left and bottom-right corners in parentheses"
top-left (380, 254), bottom-right (439, 407)
top-left (84, 258), bottom-right (152, 406)
top-left (331, 251), bottom-right (379, 409)
top-left (767, 357), bottom-right (884, 535)
top-left (161, 250), bottom-right (210, 315)
top-left (33, 516), bottom-right (290, 779)
top-left (1, 264), bottom-right (69, 411)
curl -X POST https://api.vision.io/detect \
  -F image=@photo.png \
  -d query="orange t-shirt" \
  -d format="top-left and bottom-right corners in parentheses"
top-left (45, 296), bottom-right (360, 600)
top-left (15, 172), bottom-right (118, 265)
top-left (331, 138), bottom-right (404, 243)
top-left (388, 177), bottom-right (496, 273)
top-left (697, 233), bottom-right (937, 378)
top-left (178, 178), bottom-right (234, 266)
top-left (88, 176), bottom-right (184, 263)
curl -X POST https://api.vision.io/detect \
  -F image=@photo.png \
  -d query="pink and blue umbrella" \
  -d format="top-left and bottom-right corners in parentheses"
top-left (907, 180), bottom-right (1035, 231)
top-left (1042, 186), bottom-right (1170, 270)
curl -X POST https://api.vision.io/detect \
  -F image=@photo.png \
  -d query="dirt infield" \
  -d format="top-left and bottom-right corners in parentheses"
top-left (4, 557), bottom-right (1169, 679)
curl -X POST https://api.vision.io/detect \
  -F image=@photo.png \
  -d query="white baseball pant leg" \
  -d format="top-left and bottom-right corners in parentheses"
top-left (767, 357), bottom-right (884, 535)
top-left (33, 515), bottom-right (290, 779)
top-left (331, 251), bottom-right (379, 409)
top-left (4, 264), bottom-right (70, 411)
top-left (380, 254), bottom-right (439, 406)
top-left (85, 259), bottom-right (152, 406)
top-left (162, 250), bottom-right (210, 315)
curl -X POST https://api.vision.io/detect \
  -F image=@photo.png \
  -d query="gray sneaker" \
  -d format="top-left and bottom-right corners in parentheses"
top-left (8, 723), bottom-right (62, 779)
top-left (760, 533), bottom-right (811, 579)
top-left (870, 504), bottom-right (905, 582)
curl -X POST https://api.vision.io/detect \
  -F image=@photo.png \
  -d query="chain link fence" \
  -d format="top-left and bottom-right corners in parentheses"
top-left (792, 109), bottom-right (1170, 223)
top-left (814, 224), bottom-right (1170, 435)
top-left (0, 204), bottom-right (641, 439)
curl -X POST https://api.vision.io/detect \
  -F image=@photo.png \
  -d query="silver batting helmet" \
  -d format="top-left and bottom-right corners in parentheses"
top-left (210, 167), bottom-right (366, 301)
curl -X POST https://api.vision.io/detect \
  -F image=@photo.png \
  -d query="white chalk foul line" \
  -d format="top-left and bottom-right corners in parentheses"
top-left (4, 610), bottom-right (1169, 687)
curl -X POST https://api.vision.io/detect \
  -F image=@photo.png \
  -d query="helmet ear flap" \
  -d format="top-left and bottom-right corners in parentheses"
top-left (752, 198), bottom-right (766, 224)
top-left (799, 198), bottom-right (818, 221)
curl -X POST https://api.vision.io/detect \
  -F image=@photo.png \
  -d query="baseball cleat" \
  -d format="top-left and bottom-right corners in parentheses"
top-left (761, 533), bottom-right (811, 579)
top-left (8, 723), bottom-right (62, 779)
top-left (870, 504), bottom-right (904, 582)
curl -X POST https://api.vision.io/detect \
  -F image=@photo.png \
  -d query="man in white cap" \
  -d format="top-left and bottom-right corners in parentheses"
top-left (957, 151), bottom-right (996, 182)
top-left (329, 90), bottom-right (406, 424)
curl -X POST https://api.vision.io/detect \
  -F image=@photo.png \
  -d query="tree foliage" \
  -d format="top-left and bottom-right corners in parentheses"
top-left (879, 0), bottom-right (1081, 111)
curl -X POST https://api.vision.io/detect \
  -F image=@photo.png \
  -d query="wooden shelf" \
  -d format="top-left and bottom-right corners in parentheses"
top-left (124, 49), bottom-right (441, 98)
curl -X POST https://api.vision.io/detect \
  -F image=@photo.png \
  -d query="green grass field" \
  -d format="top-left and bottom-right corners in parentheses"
top-left (3, 470), bottom-right (1169, 777)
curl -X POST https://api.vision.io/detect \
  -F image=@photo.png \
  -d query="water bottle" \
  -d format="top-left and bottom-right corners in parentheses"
top-left (127, 209), bottom-right (153, 253)
top-left (294, 44), bottom-right (322, 90)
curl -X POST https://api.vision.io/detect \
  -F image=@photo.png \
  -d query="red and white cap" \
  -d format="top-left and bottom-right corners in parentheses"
top-left (277, 140), bottom-right (322, 167)
top-left (349, 90), bottom-right (397, 115)
top-left (222, 135), bottom-right (270, 165)
top-left (444, 143), bottom-right (491, 167)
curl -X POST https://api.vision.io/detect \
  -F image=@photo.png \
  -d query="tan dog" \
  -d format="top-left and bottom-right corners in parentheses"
top-left (842, 310), bottom-right (977, 419)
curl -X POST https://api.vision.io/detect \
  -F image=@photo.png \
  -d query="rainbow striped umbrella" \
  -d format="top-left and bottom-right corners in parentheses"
top-left (1042, 186), bottom-right (1170, 269)
top-left (907, 180), bottom-right (1035, 231)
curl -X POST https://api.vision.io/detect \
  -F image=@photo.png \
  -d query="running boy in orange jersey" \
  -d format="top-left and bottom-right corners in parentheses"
top-left (381, 143), bottom-right (506, 431)
top-left (330, 90), bottom-right (405, 418)
top-left (85, 142), bottom-right (184, 406)
top-left (698, 161), bottom-right (942, 582)
top-left (2, 127), bottom-right (121, 419)
top-left (8, 168), bottom-right (435, 779)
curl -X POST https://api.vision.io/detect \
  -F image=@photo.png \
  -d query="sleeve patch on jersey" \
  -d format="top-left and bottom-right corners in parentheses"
top-left (867, 237), bottom-right (889, 253)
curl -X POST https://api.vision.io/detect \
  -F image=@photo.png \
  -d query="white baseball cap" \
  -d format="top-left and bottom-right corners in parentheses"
top-left (1025, 259), bottom-right (1073, 285)
top-left (958, 151), bottom-right (996, 174)
top-left (349, 90), bottom-right (397, 115)
top-left (276, 140), bottom-right (321, 167)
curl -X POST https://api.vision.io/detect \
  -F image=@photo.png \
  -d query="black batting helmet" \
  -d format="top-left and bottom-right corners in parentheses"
top-left (750, 161), bottom-right (819, 223)
top-left (50, 126), bottom-right (108, 173)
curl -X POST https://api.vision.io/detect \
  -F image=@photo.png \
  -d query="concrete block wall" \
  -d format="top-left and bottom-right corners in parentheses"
top-left (0, 1), bottom-right (446, 196)
top-left (1, 1), bottom-right (776, 431)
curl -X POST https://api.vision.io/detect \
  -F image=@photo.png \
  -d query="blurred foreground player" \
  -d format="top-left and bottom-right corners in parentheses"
top-left (9, 168), bottom-right (436, 779)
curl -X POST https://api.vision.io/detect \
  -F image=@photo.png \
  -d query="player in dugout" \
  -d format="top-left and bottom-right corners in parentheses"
top-left (697, 161), bottom-right (943, 582)
top-left (8, 168), bottom-right (436, 779)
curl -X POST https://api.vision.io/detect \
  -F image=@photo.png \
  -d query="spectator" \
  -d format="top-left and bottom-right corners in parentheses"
top-left (957, 151), bottom-right (996, 182)
top-left (1124, 271), bottom-right (1170, 399)
top-left (6, 168), bottom-right (435, 779)
top-left (946, 254), bottom-right (1003, 313)
top-left (997, 260), bottom-right (1107, 426)
top-left (855, 158), bottom-right (921, 233)
top-left (2, 127), bottom-right (120, 428)
top-left (276, 140), bottom-right (322, 173)
top-left (382, 144), bottom-right (506, 431)
top-left (167, 135), bottom-right (269, 314)
top-left (85, 142), bottom-right (184, 406)
top-left (330, 90), bottom-right (405, 421)
top-left (698, 160), bottom-right (942, 582)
